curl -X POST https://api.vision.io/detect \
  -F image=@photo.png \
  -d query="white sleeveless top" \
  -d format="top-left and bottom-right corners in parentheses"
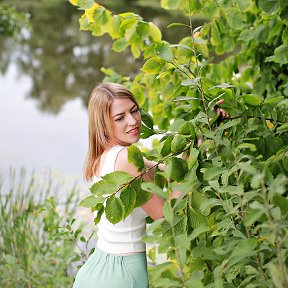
top-left (95, 146), bottom-right (147, 254)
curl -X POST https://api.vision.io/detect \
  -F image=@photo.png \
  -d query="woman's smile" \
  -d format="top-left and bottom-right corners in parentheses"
top-left (127, 127), bottom-right (139, 136)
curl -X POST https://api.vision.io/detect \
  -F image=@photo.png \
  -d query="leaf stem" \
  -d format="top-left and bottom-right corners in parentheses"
top-left (113, 145), bottom-right (192, 195)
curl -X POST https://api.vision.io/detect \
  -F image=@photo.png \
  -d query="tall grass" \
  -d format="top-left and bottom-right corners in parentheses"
top-left (0, 168), bottom-right (92, 288)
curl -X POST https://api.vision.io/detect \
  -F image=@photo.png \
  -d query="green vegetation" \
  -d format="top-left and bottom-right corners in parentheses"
top-left (0, 169), bottom-right (92, 287)
top-left (70, 0), bottom-right (288, 287)
top-left (0, 4), bottom-right (29, 37)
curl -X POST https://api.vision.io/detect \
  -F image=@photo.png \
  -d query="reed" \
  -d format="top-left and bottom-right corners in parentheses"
top-left (0, 168), bottom-right (89, 287)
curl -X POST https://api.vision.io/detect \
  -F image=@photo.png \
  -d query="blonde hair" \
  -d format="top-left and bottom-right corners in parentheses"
top-left (84, 82), bottom-right (139, 181)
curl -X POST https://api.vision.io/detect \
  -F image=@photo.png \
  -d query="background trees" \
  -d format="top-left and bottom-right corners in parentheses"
top-left (70, 0), bottom-right (288, 287)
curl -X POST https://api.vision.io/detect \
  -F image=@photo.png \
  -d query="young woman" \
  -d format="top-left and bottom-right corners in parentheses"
top-left (73, 82), bottom-right (169, 288)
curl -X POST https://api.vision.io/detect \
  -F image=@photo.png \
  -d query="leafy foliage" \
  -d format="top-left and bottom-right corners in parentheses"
top-left (0, 5), bottom-right (29, 38)
top-left (70, 0), bottom-right (288, 286)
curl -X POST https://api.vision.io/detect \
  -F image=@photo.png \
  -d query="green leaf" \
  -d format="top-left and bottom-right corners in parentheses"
top-left (178, 121), bottom-right (195, 138)
top-left (193, 38), bottom-right (207, 45)
top-left (274, 44), bottom-right (288, 65)
top-left (167, 22), bottom-right (191, 28)
top-left (226, 8), bottom-right (246, 30)
top-left (79, 195), bottom-right (105, 208)
top-left (175, 233), bottom-right (189, 266)
top-left (188, 208), bottom-right (208, 229)
top-left (128, 145), bottom-right (145, 171)
top-left (219, 185), bottom-right (244, 196)
top-left (237, 143), bottom-right (257, 152)
top-left (266, 44), bottom-right (288, 65)
top-left (171, 135), bottom-right (188, 152)
top-left (258, 0), bottom-right (279, 15)
top-left (94, 206), bottom-right (104, 225)
top-left (215, 118), bottom-right (241, 131)
top-left (208, 83), bottom-right (234, 90)
top-left (142, 56), bottom-right (166, 74)
top-left (135, 191), bottom-right (151, 207)
top-left (174, 96), bottom-right (199, 101)
top-left (141, 182), bottom-right (168, 199)
top-left (192, 245), bottom-right (218, 260)
top-left (120, 187), bottom-right (136, 217)
top-left (132, 179), bottom-right (152, 207)
top-left (90, 180), bottom-right (118, 196)
top-left (161, 135), bottom-right (173, 156)
top-left (283, 26), bottom-right (288, 44)
top-left (149, 22), bottom-right (162, 41)
top-left (191, 191), bottom-right (208, 210)
top-left (169, 119), bottom-right (185, 132)
top-left (141, 109), bottom-right (154, 129)
top-left (112, 38), bottom-right (128, 52)
top-left (188, 147), bottom-right (199, 169)
top-left (211, 22), bottom-right (221, 45)
top-left (253, 24), bottom-right (269, 43)
top-left (268, 262), bottom-right (287, 288)
top-left (102, 171), bottom-right (133, 185)
top-left (181, 77), bottom-right (200, 87)
top-left (92, 6), bottom-right (110, 25)
top-left (131, 42), bottom-right (140, 58)
top-left (203, 167), bottom-right (224, 181)
top-left (105, 196), bottom-right (125, 224)
top-left (155, 41), bottom-right (173, 61)
top-left (141, 124), bottom-right (155, 139)
top-left (147, 246), bottom-right (156, 262)
top-left (273, 194), bottom-right (288, 216)
top-left (244, 209), bottom-right (263, 226)
top-left (227, 238), bottom-right (258, 269)
top-left (108, 15), bottom-right (121, 38)
top-left (243, 94), bottom-right (262, 106)
top-left (189, 224), bottom-right (211, 241)
top-left (170, 43), bottom-right (193, 51)
top-left (213, 265), bottom-right (224, 288)
top-left (167, 157), bottom-right (188, 182)
top-left (163, 201), bottom-right (173, 223)
top-left (73, 0), bottom-right (95, 9)
top-left (199, 198), bottom-right (222, 215)
top-left (161, 0), bottom-right (181, 10)
top-left (119, 17), bottom-right (137, 34)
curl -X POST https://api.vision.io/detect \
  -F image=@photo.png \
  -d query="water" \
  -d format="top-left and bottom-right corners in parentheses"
top-left (0, 63), bottom-right (88, 177)
top-left (0, 1), bottom-right (190, 183)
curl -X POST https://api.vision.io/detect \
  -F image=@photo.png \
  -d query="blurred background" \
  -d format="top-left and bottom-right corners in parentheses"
top-left (0, 0), bottom-right (191, 184)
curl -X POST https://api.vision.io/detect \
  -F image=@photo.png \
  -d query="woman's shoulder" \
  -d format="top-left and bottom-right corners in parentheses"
top-left (115, 146), bottom-right (129, 168)
top-left (115, 146), bottom-right (140, 177)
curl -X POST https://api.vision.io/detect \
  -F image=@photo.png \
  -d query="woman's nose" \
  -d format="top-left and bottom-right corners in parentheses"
top-left (127, 113), bottom-right (137, 125)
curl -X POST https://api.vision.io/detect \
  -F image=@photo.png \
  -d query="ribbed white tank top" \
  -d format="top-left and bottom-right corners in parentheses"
top-left (95, 146), bottom-right (147, 254)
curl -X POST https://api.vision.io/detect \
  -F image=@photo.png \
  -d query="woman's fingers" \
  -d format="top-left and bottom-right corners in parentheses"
top-left (213, 99), bottom-right (229, 118)
top-left (215, 99), bottom-right (224, 106)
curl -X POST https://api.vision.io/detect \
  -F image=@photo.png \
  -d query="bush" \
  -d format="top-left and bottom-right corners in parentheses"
top-left (70, 0), bottom-right (288, 287)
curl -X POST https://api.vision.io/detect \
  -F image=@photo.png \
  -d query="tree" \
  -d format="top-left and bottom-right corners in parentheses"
top-left (0, 4), bottom-right (28, 38)
top-left (70, 0), bottom-right (288, 287)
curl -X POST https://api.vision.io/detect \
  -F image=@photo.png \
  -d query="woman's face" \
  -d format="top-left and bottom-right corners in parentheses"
top-left (109, 98), bottom-right (141, 146)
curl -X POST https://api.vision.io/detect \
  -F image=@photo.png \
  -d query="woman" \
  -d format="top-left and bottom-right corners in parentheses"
top-left (73, 82), bottom-right (169, 288)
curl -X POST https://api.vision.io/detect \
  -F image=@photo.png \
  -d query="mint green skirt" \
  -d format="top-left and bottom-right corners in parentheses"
top-left (73, 247), bottom-right (148, 288)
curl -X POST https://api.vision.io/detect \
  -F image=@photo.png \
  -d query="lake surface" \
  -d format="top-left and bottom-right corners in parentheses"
top-left (0, 1), bottom-right (191, 186)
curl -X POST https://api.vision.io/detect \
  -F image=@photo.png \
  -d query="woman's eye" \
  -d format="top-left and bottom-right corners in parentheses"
top-left (115, 117), bottom-right (124, 121)
top-left (131, 109), bottom-right (139, 113)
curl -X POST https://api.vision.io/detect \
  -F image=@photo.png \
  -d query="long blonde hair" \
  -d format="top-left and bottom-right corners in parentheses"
top-left (84, 82), bottom-right (139, 181)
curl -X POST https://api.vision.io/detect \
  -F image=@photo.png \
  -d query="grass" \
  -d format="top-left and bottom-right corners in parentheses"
top-left (0, 168), bottom-right (94, 288)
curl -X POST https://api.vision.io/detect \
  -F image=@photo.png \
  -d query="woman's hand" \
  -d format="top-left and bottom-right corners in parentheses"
top-left (212, 99), bottom-right (229, 120)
